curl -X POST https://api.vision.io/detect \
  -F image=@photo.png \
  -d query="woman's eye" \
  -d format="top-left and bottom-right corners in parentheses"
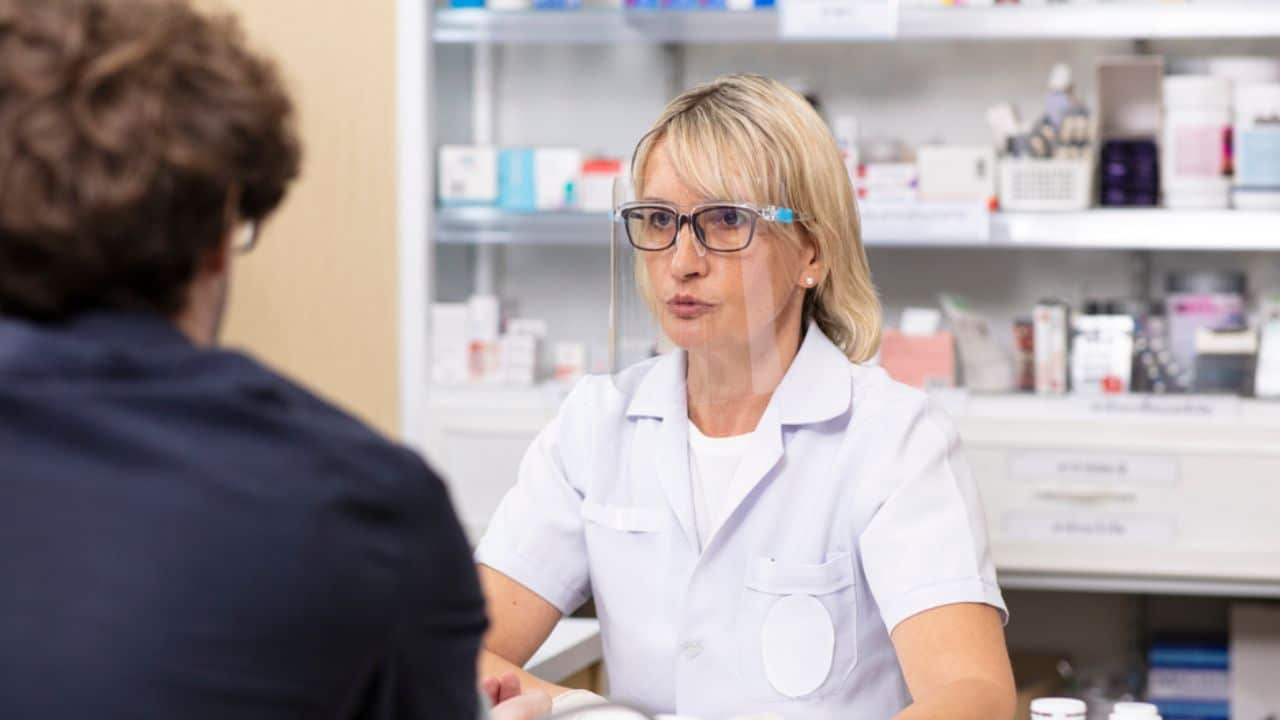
top-left (706, 208), bottom-right (742, 227)
top-left (649, 211), bottom-right (675, 228)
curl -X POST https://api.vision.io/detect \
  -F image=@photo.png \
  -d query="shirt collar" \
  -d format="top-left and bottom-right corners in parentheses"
top-left (0, 310), bottom-right (194, 375)
top-left (625, 322), bottom-right (853, 426)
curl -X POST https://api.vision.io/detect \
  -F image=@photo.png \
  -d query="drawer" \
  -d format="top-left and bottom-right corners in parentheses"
top-left (966, 443), bottom-right (1280, 582)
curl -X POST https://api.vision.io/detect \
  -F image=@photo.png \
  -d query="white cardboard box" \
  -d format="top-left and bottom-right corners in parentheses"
top-left (438, 146), bottom-right (497, 206)
top-left (1231, 604), bottom-right (1280, 720)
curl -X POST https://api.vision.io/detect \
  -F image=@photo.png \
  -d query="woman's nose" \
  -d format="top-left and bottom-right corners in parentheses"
top-left (669, 220), bottom-right (706, 279)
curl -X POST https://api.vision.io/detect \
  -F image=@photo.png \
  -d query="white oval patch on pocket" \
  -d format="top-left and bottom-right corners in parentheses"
top-left (760, 594), bottom-right (835, 698)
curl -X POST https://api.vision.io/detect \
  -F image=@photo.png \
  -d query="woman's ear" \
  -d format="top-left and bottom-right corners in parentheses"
top-left (800, 228), bottom-right (823, 286)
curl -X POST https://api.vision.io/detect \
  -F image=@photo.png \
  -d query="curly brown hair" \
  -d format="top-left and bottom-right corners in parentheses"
top-left (0, 0), bottom-right (300, 322)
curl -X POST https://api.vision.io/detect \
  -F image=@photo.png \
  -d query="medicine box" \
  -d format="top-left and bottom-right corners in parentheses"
top-left (917, 146), bottom-right (997, 203)
top-left (439, 146), bottom-right (498, 206)
top-left (1097, 56), bottom-right (1165, 141)
top-left (499, 149), bottom-right (537, 212)
top-left (534, 148), bottom-right (582, 211)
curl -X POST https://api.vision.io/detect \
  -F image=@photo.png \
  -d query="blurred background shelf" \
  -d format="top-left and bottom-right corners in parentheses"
top-left (434, 2), bottom-right (1280, 45)
top-left (435, 206), bottom-right (1280, 251)
top-left (436, 207), bottom-right (611, 246)
top-left (997, 571), bottom-right (1280, 599)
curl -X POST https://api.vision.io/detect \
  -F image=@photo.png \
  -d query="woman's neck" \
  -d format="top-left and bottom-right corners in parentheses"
top-left (686, 317), bottom-right (805, 438)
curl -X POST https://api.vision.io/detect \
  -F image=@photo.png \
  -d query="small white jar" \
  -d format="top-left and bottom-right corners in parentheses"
top-left (1031, 697), bottom-right (1088, 720)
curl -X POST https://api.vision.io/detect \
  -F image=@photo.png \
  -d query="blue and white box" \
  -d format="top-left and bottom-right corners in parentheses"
top-left (1148, 642), bottom-right (1231, 720)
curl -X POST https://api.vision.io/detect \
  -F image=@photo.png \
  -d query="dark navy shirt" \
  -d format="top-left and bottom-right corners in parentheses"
top-left (0, 312), bottom-right (486, 719)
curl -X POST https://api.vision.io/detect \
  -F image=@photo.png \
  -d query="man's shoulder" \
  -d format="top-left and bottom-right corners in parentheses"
top-left (226, 351), bottom-right (434, 491)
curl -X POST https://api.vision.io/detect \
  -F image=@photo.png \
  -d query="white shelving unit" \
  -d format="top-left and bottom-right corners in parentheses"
top-left (404, 0), bottom-right (1280, 600)
top-left (437, 206), bottom-right (1280, 251)
top-left (436, 1), bottom-right (1280, 45)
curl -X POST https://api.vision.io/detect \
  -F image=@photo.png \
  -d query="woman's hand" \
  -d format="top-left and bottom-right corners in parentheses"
top-left (484, 671), bottom-right (553, 720)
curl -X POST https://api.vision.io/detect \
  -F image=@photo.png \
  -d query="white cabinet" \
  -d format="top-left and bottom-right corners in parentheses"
top-left (957, 396), bottom-right (1280, 588)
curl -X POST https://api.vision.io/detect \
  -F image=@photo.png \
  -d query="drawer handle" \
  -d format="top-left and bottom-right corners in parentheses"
top-left (1034, 489), bottom-right (1138, 505)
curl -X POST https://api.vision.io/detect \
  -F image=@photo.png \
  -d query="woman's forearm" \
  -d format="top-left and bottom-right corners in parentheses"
top-left (893, 677), bottom-right (1016, 720)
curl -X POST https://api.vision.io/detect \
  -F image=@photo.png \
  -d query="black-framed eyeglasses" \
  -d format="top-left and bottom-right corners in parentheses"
top-left (615, 201), bottom-right (801, 254)
top-left (233, 222), bottom-right (261, 255)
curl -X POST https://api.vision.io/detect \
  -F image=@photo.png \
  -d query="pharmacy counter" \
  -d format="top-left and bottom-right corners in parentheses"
top-left (526, 618), bottom-right (603, 684)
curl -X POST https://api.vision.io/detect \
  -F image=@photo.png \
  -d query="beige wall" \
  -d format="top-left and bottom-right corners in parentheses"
top-left (215, 0), bottom-right (401, 438)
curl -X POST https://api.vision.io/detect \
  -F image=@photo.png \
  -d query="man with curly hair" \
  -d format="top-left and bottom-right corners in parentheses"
top-left (0, 2), bottom-right (548, 718)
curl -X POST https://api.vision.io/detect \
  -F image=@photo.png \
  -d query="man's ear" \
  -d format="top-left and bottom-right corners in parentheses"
top-left (205, 230), bottom-right (234, 275)
top-left (203, 185), bottom-right (240, 275)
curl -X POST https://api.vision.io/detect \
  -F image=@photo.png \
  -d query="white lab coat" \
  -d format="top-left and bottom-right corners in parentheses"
top-left (476, 324), bottom-right (1007, 720)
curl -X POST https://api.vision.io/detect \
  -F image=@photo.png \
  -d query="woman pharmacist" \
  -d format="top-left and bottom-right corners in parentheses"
top-left (474, 74), bottom-right (1015, 720)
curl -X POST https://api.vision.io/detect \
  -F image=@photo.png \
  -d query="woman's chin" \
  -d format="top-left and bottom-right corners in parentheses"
top-left (660, 319), bottom-right (704, 349)
top-left (660, 316), bottom-right (727, 352)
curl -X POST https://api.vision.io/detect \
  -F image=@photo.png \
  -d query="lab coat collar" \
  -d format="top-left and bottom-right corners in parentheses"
top-left (624, 322), bottom-right (853, 427)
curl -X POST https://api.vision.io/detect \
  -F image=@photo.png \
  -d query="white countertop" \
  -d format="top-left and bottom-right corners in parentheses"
top-left (525, 617), bottom-right (603, 684)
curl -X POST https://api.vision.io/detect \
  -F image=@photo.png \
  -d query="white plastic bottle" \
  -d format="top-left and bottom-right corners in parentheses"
top-left (1162, 75), bottom-right (1233, 209)
top-left (1031, 697), bottom-right (1088, 720)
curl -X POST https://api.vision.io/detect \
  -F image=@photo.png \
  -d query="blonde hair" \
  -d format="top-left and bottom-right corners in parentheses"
top-left (631, 74), bottom-right (882, 363)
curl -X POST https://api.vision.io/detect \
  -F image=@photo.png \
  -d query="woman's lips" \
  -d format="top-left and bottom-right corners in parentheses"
top-left (667, 296), bottom-right (714, 320)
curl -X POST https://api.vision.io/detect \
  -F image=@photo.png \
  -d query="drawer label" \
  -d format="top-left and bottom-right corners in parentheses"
top-left (1010, 450), bottom-right (1179, 487)
top-left (1080, 395), bottom-right (1239, 421)
top-left (1003, 510), bottom-right (1177, 545)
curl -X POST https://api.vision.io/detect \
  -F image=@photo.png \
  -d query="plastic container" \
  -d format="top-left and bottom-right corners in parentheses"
top-left (1162, 76), bottom-right (1233, 209)
top-left (1111, 702), bottom-right (1161, 720)
top-left (1031, 698), bottom-right (1088, 720)
top-left (1000, 157), bottom-right (1093, 211)
top-left (1165, 270), bottom-right (1247, 391)
top-left (1233, 83), bottom-right (1280, 210)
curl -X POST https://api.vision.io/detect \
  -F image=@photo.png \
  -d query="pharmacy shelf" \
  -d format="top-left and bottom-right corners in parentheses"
top-left (990, 209), bottom-right (1280, 252)
top-left (998, 571), bottom-right (1280, 599)
top-left (434, 8), bottom-right (782, 45)
top-left (434, 206), bottom-right (1280, 251)
top-left (430, 386), bottom-right (1280, 597)
top-left (436, 206), bottom-right (612, 246)
top-left (433, 2), bottom-right (1280, 45)
top-left (901, 0), bottom-right (1280, 42)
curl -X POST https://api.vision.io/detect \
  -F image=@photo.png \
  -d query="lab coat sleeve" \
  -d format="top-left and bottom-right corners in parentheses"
top-left (858, 396), bottom-right (1008, 635)
top-left (474, 381), bottom-right (593, 615)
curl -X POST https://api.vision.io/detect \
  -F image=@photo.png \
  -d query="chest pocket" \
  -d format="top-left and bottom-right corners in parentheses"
top-left (736, 552), bottom-right (859, 701)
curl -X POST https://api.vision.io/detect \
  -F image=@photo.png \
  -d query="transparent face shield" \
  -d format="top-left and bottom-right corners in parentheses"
top-left (607, 172), bottom-right (814, 425)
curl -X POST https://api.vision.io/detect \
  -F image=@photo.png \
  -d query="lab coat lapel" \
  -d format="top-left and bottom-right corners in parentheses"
top-left (657, 406), bottom-right (699, 551)
top-left (627, 351), bottom-right (699, 550)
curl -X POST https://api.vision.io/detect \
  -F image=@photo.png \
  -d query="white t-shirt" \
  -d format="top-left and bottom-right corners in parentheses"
top-left (688, 421), bottom-right (755, 550)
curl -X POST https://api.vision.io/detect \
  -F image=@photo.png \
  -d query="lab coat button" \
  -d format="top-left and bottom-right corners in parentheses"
top-left (681, 641), bottom-right (703, 659)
